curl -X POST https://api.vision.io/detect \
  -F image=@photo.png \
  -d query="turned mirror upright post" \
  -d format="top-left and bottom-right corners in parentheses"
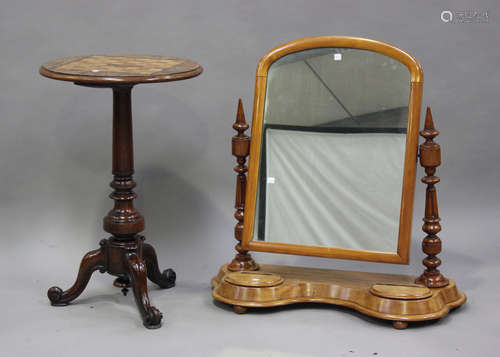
top-left (212, 37), bottom-right (465, 329)
top-left (228, 99), bottom-right (258, 272)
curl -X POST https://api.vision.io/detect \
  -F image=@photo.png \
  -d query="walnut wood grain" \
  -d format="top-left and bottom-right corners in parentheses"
top-left (212, 264), bottom-right (466, 329)
top-left (40, 54), bottom-right (202, 85)
top-left (369, 283), bottom-right (432, 300)
top-left (415, 107), bottom-right (449, 288)
top-left (225, 271), bottom-right (284, 287)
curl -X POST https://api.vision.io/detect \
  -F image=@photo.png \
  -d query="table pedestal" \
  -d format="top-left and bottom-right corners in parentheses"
top-left (47, 86), bottom-right (175, 329)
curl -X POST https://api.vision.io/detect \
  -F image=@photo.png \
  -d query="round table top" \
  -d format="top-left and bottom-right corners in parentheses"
top-left (40, 54), bottom-right (202, 85)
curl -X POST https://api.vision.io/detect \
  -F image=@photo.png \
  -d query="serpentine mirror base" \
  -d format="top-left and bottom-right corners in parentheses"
top-left (211, 264), bottom-right (466, 329)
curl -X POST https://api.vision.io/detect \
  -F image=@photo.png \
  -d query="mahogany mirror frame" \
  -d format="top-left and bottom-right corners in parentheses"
top-left (241, 36), bottom-right (424, 264)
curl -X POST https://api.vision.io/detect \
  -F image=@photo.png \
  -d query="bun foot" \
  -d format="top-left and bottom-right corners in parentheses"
top-left (233, 305), bottom-right (248, 314)
top-left (48, 287), bottom-right (68, 306)
top-left (393, 321), bottom-right (408, 329)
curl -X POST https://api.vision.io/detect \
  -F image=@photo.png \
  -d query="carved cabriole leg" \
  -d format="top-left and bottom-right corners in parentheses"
top-left (415, 107), bottom-right (449, 288)
top-left (125, 253), bottom-right (163, 329)
top-left (228, 99), bottom-right (258, 272)
top-left (142, 240), bottom-right (176, 288)
top-left (47, 243), bottom-right (106, 306)
top-left (47, 85), bottom-right (173, 328)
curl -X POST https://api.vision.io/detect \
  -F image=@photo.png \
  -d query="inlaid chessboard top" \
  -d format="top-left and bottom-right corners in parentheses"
top-left (40, 55), bottom-right (202, 85)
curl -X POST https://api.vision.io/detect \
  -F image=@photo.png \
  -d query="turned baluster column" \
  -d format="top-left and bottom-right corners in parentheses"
top-left (103, 86), bottom-right (145, 238)
top-left (415, 107), bottom-right (449, 288)
top-left (228, 99), bottom-right (258, 271)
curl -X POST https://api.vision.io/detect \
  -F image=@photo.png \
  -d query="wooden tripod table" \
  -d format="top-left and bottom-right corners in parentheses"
top-left (40, 55), bottom-right (202, 328)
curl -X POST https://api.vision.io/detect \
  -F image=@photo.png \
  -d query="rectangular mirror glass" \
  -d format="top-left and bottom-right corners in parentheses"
top-left (252, 48), bottom-right (411, 254)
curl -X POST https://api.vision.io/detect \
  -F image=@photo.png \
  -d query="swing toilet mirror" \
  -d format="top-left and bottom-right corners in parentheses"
top-left (241, 37), bottom-right (423, 264)
top-left (212, 37), bottom-right (465, 329)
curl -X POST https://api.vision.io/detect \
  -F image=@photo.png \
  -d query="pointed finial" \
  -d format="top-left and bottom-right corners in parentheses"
top-left (236, 98), bottom-right (245, 123)
top-left (420, 106), bottom-right (439, 140)
top-left (233, 98), bottom-right (249, 134)
top-left (424, 107), bottom-right (434, 130)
